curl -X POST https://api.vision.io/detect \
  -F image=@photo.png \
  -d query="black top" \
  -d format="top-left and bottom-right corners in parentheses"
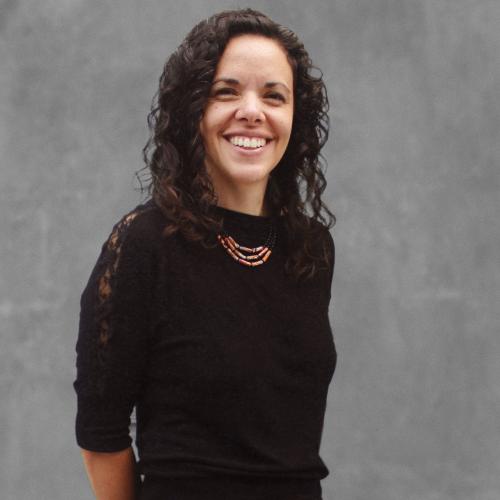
top-left (74, 198), bottom-right (336, 500)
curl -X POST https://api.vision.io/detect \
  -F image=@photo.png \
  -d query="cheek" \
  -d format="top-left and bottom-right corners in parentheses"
top-left (277, 105), bottom-right (293, 131)
top-left (202, 107), bottom-right (226, 142)
top-left (276, 115), bottom-right (294, 141)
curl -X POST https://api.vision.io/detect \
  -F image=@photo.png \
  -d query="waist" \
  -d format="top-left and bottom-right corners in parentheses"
top-left (140, 475), bottom-right (322, 500)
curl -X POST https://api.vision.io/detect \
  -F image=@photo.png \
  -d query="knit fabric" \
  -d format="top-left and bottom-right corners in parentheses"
top-left (74, 198), bottom-right (336, 499)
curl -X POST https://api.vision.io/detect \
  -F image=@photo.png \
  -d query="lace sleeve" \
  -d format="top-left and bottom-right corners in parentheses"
top-left (74, 206), bottom-right (156, 452)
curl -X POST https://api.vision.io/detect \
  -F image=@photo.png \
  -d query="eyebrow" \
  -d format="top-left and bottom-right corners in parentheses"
top-left (211, 78), bottom-right (291, 95)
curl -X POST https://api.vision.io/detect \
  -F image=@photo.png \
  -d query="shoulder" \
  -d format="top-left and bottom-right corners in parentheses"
top-left (308, 217), bottom-right (334, 253)
top-left (322, 224), bottom-right (334, 259)
top-left (101, 198), bottom-right (168, 255)
top-left (307, 217), bottom-right (335, 280)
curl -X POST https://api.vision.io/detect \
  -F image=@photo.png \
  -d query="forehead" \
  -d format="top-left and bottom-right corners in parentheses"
top-left (215, 35), bottom-right (293, 85)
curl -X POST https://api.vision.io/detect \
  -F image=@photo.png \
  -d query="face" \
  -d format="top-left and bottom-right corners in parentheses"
top-left (199, 34), bottom-right (294, 197)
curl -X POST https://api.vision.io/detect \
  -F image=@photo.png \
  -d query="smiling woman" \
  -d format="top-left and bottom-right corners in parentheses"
top-left (200, 35), bottom-right (294, 210)
top-left (74, 8), bottom-right (336, 500)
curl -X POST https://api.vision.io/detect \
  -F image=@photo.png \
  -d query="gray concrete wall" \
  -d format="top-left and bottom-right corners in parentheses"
top-left (1, 1), bottom-right (499, 499)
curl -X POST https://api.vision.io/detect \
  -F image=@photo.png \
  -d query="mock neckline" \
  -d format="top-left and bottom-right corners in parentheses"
top-left (211, 204), bottom-right (275, 224)
top-left (210, 204), bottom-right (283, 247)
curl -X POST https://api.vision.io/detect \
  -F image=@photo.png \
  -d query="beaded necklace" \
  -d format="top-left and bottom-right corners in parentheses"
top-left (217, 219), bottom-right (277, 267)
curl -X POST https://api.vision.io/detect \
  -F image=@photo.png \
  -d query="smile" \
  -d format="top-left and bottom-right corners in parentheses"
top-left (225, 135), bottom-right (271, 150)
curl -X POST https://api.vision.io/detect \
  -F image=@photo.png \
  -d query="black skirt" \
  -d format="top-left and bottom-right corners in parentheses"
top-left (138, 475), bottom-right (323, 500)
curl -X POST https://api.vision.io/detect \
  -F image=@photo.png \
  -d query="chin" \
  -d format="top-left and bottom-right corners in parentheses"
top-left (228, 167), bottom-right (272, 185)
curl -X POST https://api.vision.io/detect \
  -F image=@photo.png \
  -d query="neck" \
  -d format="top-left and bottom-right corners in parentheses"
top-left (206, 165), bottom-right (271, 217)
top-left (215, 195), bottom-right (271, 217)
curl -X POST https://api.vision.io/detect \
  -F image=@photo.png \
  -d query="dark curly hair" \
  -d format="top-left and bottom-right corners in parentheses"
top-left (137, 8), bottom-right (335, 282)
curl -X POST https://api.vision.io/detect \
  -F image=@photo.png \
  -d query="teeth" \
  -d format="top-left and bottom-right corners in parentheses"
top-left (229, 136), bottom-right (267, 149)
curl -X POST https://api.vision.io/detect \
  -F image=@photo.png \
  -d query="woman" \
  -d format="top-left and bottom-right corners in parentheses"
top-left (74, 8), bottom-right (336, 500)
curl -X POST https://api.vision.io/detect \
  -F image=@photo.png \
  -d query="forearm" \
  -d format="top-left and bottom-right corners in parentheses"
top-left (81, 447), bottom-right (139, 500)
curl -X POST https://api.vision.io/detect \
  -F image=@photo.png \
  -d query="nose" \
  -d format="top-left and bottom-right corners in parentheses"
top-left (234, 93), bottom-right (264, 123)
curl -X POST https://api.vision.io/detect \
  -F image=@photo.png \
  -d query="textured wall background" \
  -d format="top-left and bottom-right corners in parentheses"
top-left (1, 1), bottom-right (499, 499)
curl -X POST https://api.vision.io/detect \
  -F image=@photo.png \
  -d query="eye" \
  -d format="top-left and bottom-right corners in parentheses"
top-left (265, 92), bottom-right (286, 103)
top-left (212, 87), bottom-right (237, 97)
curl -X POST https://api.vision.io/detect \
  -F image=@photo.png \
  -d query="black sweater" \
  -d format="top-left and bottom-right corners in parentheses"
top-left (74, 198), bottom-right (336, 499)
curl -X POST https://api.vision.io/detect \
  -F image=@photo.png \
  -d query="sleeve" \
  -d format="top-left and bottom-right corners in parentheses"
top-left (325, 229), bottom-right (335, 298)
top-left (73, 210), bottom-right (156, 452)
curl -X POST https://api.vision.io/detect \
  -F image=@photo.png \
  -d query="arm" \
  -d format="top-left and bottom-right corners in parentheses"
top-left (81, 447), bottom-right (138, 500)
top-left (74, 209), bottom-right (157, 497)
top-left (325, 228), bottom-right (335, 295)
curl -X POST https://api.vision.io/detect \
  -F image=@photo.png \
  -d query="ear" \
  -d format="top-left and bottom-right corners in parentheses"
top-left (199, 114), bottom-right (206, 139)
